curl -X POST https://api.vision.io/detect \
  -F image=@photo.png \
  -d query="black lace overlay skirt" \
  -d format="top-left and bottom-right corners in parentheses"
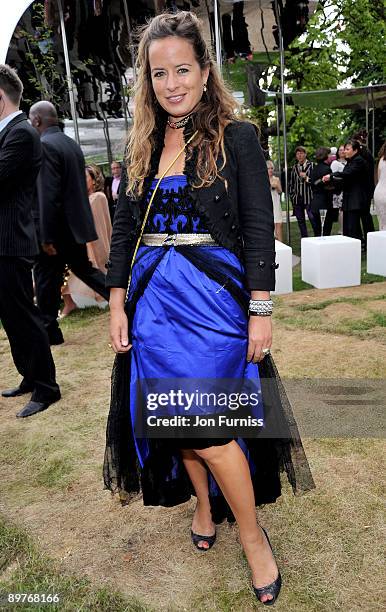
top-left (103, 245), bottom-right (315, 522)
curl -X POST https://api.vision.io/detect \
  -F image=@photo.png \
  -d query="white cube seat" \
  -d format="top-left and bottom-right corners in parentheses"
top-left (272, 240), bottom-right (293, 295)
top-left (301, 235), bottom-right (361, 289)
top-left (367, 231), bottom-right (386, 276)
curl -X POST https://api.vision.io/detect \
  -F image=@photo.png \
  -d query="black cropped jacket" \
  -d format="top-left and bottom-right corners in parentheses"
top-left (106, 119), bottom-right (276, 291)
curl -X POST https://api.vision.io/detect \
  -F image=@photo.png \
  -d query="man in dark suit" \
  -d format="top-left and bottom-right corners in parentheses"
top-left (29, 101), bottom-right (109, 345)
top-left (0, 65), bottom-right (61, 417)
top-left (324, 139), bottom-right (368, 240)
top-left (309, 147), bottom-right (338, 237)
top-left (352, 130), bottom-right (375, 247)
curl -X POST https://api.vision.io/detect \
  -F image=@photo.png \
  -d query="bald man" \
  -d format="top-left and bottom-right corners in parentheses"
top-left (29, 101), bottom-right (109, 344)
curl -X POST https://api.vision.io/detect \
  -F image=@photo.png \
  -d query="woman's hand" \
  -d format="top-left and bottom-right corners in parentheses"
top-left (247, 316), bottom-right (272, 363)
top-left (110, 308), bottom-right (131, 353)
top-left (109, 288), bottom-right (132, 353)
top-left (322, 174), bottom-right (331, 183)
top-left (42, 243), bottom-right (57, 256)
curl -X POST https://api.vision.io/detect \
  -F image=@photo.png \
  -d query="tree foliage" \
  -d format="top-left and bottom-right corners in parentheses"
top-left (337, 0), bottom-right (386, 85)
top-left (270, 0), bottom-right (386, 162)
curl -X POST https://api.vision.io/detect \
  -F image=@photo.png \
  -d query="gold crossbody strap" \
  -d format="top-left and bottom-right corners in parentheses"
top-left (126, 130), bottom-right (198, 299)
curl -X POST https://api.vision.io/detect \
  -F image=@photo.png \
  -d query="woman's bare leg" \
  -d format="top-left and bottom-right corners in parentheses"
top-left (181, 449), bottom-right (215, 549)
top-left (195, 441), bottom-right (278, 603)
top-left (61, 293), bottom-right (77, 316)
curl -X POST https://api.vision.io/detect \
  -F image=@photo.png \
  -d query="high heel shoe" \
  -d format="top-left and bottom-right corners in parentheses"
top-left (191, 529), bottom-right (216, 551)
top-left (252, 527), bottom-right (282, 606)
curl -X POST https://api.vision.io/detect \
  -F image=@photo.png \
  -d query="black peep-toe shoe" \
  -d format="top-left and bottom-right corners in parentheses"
top-left (253, 527), bottom-right (282, 606)
top-left (190, 529), bottom-right (216, 551)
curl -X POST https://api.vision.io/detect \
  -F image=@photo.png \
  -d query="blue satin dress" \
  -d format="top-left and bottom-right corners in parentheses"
top-left (126, 175), bottom-right (265, 500)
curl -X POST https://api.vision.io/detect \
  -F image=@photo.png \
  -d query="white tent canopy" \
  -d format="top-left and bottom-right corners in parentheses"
top-left (0, 1), bottom-right (33, 64)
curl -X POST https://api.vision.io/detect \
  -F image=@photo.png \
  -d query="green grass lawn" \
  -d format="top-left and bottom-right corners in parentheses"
top-left (1, 282), bottom-right (385, 610)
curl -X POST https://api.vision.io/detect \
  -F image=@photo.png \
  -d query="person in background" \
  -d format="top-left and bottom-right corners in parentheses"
top-left (352, 130), bottom-right (375, 244)
top-left (61, 163), bottom-right (112, 315)
top-left (330, 144), bottom-right (346, 234)
top-left (323, 139), bottom-right (368, 241)
top-left (374, 141), bottom-right (386, 230)
top-left (104, 160), bottom-right (122, 221)
top-left (267, 160), bottom-right (283, 242)
top-left (29, 101), bottom-right (109, 345)
top-left (310, 147), bottom-right (337, 236)
top-left (289, 145), bottom-right (317, 237)
top-left (0, 65), bottom-right (60, 418)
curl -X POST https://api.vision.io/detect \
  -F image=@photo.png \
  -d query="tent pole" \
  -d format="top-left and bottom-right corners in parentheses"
top-left (276, 93), bottom-right (281, 174)
top-left (123, 0), bottom-right (136, 84)
top-left (213, 0), bottom-right (222, 69)
top-left (365, 89), bottom-right (369, 136)
top-left (274, 0), bottom-right (290, 244)
top-left (57, 0), bottom-right (79, 144)
top-left (371, 87), bottom-right (375, 158)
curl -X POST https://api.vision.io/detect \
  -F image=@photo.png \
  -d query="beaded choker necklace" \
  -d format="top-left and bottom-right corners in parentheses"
top-left (167, 114), bottom-right (191, 129)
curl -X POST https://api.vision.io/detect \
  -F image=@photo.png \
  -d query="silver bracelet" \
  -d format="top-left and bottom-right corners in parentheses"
top-left (248, 299), bottom-right (273, 316)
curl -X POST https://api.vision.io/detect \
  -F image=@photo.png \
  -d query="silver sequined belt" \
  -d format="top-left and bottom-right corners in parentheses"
top-left (141, 233), bottom-right (218, 247)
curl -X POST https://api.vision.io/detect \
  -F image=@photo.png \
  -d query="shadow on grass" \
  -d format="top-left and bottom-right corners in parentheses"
top-left (274, 297), bottom-right (386, 339)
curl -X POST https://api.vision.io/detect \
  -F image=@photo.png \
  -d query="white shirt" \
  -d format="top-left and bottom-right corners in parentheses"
top-left (0, 110), bottom-right (23, 135)
top-left (112, 176), bottom-right (120, 196)
top-left (330, 159), bottom-right (346, 173)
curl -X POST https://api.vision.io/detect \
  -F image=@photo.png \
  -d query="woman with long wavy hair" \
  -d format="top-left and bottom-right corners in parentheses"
top-left (103, 11), bottom-right (314, 606)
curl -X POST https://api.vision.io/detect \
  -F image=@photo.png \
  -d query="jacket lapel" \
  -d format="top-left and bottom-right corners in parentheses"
top-left (0, 113), bottom-right (27, 147)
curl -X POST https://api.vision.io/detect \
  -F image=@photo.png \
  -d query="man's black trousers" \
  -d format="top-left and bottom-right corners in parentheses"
top-left (343, 209), bottom-right (363, 241)
top-left (0, 256), bottom-right (60, 402)
top-left (34, 236), bottom-right (109, 342)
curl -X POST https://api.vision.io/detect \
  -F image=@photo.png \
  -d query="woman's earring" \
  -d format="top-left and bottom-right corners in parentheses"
top-left (203, 83), bottom-right (207, 93)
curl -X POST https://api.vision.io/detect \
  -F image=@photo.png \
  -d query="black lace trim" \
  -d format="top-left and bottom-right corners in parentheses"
top-left (143, 183), bottom-right (208, 234)
top-left (103, 246), bottom-right (316, 512)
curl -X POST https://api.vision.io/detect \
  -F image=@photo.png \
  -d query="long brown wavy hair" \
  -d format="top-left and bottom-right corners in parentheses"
top-left (378, 141), bottom-right (386, 161)
top-left (126, 11), bottom-right (238, 197)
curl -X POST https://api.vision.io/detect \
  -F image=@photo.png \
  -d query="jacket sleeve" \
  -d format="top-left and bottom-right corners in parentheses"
top-left (332, 156), bottom-right (364, 186)
top-left (37, 141), bottom-right (63, 243)
top-left (105, 167), bottom-right (139, 289)
top-left (0, 128), bottom-right (36, 193)
top-left (234, 122), bottom-right (276, 291)
top-left (310, 166), bottom-right (330, 191)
